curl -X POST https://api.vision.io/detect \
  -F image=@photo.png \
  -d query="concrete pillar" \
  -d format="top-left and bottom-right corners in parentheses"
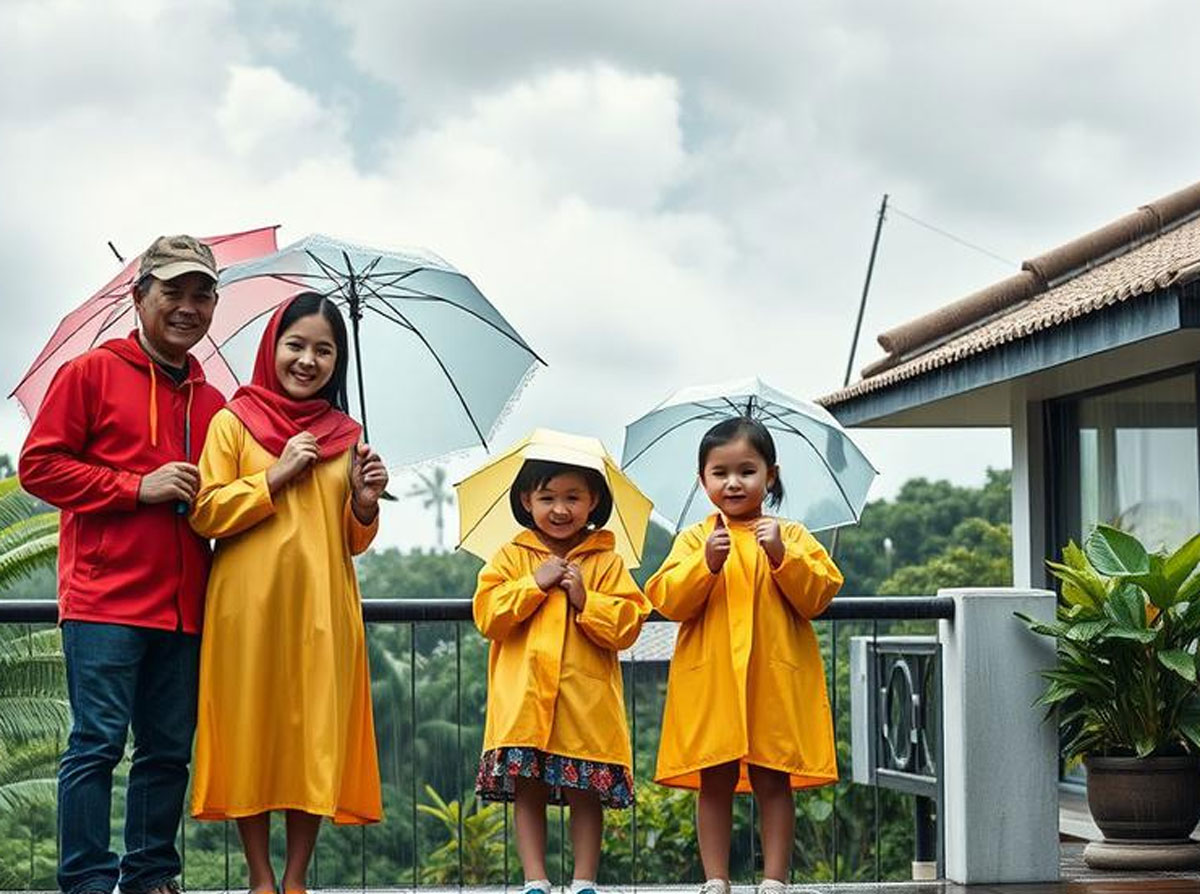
top-left (939, 587), bottom-right (1058, 884)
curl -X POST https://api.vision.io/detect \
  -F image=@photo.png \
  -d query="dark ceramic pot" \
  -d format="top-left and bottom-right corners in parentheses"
top-left (1085, 755), bottom-right (1200, 840)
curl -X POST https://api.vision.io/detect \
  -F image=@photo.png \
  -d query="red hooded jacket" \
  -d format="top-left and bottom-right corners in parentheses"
top-left (19, 333), bottom-right (226, 633)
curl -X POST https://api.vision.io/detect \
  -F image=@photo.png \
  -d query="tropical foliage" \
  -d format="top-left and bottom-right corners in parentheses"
top-left (0, 471), bottom-right (66, 889)
top-left (1022, 524), bottom-right (1200, 762)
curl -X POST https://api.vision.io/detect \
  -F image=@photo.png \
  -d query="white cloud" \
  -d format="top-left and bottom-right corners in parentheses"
top-left (217, 64), bottom-right (346, 169)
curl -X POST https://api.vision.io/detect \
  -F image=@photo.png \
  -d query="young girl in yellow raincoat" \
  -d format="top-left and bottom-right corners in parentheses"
top-left (647, 418), bottom-right (843, 894)
top-left (474, 459), bottom-right (651, 894)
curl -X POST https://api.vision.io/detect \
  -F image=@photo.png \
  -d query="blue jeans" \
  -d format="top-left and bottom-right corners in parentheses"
top-left (58, 621), bottom-right (200, 894)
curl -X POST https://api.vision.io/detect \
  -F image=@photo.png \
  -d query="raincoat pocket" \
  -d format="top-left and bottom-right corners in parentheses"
top-left (676, 620), bottom-right (711, 670)
top-left (569, 641), bottom-right (616, 681)
top-left (74, 514), bottom-right (108, 578)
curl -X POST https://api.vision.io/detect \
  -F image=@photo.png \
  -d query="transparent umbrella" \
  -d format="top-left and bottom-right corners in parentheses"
top-left (621, 376), bottom-right (876, 531)
top-left (213, 234), bottom-right (543, 468)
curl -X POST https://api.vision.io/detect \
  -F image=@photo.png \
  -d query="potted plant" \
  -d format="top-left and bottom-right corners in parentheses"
top-left (1021, 524), bottom-right (1200, 845)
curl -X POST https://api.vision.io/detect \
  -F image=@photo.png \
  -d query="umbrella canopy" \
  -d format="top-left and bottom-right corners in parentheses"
top-left (621, 376), bottom-right (876, 532)
top-left (10, 226), bottom-right (279, 418)
top-left (455, 428), bottom-right (653, 568)
top-left (214, 234), bottom-right (543, 468)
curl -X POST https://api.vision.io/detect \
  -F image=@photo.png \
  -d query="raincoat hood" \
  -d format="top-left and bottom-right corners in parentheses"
top-left (510, 527), bottom-right (617, 560)
top-left (99, 330), bottom-right (209, 383)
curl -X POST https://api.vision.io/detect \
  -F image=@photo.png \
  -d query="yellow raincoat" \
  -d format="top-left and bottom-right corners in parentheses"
top-left (474, 529), bottom-right (651, 769)
top-left (189, 409), bottom-right (382, 823)
top-left (648, 514), bottom-right (843, 792)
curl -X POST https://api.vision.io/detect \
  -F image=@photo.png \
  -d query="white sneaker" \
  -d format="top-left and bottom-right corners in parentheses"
top-left (522, 881), bottom-right (552, 894)
top-left (760, 881), bottom-right (822, 894)
top-left (699, 880), bottom-right (731, 894)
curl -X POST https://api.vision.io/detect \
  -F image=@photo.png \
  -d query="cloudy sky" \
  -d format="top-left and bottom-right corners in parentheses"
top-left (4, 0), bottom-right (1199, 550)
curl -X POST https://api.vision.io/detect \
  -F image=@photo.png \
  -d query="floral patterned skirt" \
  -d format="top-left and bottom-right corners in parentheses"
top-left (475, 747), bottom-right (634, 809)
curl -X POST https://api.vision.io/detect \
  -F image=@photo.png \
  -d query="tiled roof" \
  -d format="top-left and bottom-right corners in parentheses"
top-left (619, 621), bottom-right (678, 664)
top-left (820, 181), bottom-right (1200, 407)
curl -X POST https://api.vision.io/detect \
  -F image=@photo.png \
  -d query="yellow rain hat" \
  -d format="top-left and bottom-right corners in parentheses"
top-left (455, 428), bottom-right (653, 567)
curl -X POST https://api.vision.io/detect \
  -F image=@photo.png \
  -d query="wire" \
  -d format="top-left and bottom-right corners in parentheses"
top-left (889, 205), bottom-right (1018, 268)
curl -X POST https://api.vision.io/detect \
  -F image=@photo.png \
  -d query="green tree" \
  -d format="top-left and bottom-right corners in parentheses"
top-left (833, 468), bottom-right (1010, 596)
top-left (878, 518), bottom-right (1012, 595)
top-left (357, 547), bottom-right (483, 602)
top-left (405, 467), bottom-right (455, 550)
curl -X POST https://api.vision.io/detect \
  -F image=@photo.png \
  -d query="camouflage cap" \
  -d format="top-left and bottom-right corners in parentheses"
top-left (137, 234), bottom-right (218, 283)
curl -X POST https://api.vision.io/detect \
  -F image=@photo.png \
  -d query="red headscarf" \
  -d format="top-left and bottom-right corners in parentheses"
top-left (226, 298), bottom-right (362, 459)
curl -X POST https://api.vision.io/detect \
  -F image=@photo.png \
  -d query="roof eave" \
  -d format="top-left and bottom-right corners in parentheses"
top-left (825, 284), bottom-right (1198, 428)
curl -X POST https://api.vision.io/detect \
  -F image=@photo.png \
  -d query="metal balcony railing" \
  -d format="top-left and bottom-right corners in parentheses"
top-left (0, 597), bottom-right (952, 890)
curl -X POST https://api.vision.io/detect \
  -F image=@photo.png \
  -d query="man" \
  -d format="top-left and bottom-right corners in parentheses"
top-left (20, 235), bottom-right (227, 894)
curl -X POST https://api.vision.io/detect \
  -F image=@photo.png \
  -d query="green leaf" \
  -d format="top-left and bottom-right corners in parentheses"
top-left (805, 798), bottom-right (833, 822)
top-left (1166, 532), bottom-right (1200, 589)
top-left (1158, 649), bottom-right (1198, 683)
top-left (1180, 573), bottom-right (1200, 607)
top-left (1086, 525), bottom-right (1150, 577)
top-left (1104, 582), bottom-right (1147, 629)
top-left (1034, 680), bottom-right (1078, 706)
top-left (1180, 697), bottom-right (1200, 750)
top-left (1062, 539), bottom-right (1090, 572)
top-left (1022, 619), bottom-right (1069, 639)
top-left (1104, 626), bottom-right (1157, 644)
top-left (1065, 620), bottom-right (1111, 642)
top-left (1045, 561), bottom-right (1105, 609)
top-left (1133, 554), bottom-right (1175, 610)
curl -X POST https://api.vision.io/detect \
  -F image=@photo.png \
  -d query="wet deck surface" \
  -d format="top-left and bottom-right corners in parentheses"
top-left (11, 845), bottom-right (1200, 894)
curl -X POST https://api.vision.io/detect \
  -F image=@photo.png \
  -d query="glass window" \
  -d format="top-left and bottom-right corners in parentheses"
top-left (1076, 374), bottom-right (1199, 551)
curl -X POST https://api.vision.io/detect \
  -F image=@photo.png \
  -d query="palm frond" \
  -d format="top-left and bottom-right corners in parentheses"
top-left (0, 526), bottom-right (58, 592)
top-left (0, 697), bottom-right (71, 743)
top-left (0, 739), bottom-right (60, 782)
top-left (0, 778), bottom-right (58, 815)
top-left (0, 479), bottom-right (52, 529)
top-left (0, 627), bottom-right (62, 653)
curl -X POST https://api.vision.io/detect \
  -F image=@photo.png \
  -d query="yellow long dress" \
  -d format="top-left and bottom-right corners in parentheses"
top-left (189, 408), bottom-right (382, 824)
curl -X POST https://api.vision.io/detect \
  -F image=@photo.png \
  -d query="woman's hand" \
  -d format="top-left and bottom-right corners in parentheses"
top-left (755, 517), bottom-right (785, 567)
top-left (351, 442), bottom-right (388, 523)
top-left (267, 432), bottom-right (319, 494)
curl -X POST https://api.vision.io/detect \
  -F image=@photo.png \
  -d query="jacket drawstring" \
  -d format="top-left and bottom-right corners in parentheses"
top-left (185, 381), bottom-right (195, 460)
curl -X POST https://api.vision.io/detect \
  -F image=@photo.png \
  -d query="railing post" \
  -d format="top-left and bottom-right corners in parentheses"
top-left (938, 587), bottom-right (1058, 884)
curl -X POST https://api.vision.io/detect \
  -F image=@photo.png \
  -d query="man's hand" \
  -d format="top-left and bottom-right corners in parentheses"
top-left (534, 557), bottom-right (568, 592)
top-left (705, 514), bottom-right (731, 573)
top-left (562, 563), bottom-right (587, 611)
top-left (755, 517), bottom-right (785, 567)
top-left (138, 462), bottom-right (200, 505)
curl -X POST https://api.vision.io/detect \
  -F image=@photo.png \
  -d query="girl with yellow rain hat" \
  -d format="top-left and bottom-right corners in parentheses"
top-left (455, 429), bottom-right (653, 894)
